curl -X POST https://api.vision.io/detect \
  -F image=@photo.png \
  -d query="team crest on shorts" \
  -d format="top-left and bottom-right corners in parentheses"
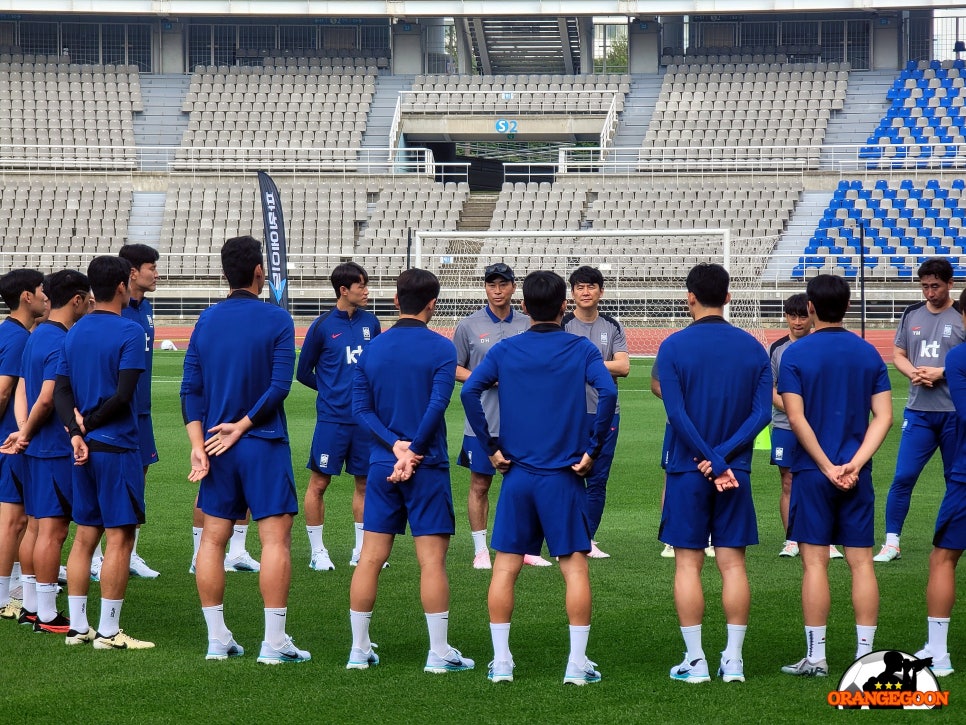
top-left (774, 447), bottom-right (784, 461)
top-left (320, 454), bottom-right (330, 468)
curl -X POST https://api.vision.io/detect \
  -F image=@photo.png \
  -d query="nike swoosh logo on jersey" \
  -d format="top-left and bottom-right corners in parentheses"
top-left (331, 333), bottom-right (343, 339)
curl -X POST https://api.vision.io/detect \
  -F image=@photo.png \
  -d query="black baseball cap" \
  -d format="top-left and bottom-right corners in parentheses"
top-left (484, 262), bottom-right (515, 282)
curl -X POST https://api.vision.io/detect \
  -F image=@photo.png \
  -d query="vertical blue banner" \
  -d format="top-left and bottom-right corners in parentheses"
top-left (256, 171), bottom-right (290, 309)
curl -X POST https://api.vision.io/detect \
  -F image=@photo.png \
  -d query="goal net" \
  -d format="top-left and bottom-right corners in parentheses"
top-left (412, 229), bottom-right (770, 355)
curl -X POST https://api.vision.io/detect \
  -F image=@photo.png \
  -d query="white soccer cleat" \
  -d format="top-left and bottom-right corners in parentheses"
top-left (873, 544), bottom-right (901, 562)
top-left (781, 657), bottom-right (828, 677)
top-left (779, 540), bottom-right (799, 557)
top-left (224, 551), bottom-right (260, 572)
top-left (346, 643), bottom-right (380, 669)
top-left (257, 636), bottom-right (311, 665)
top-left (829, 545), bottom-right (844, 560)
top-left (588, 541), bottom-right (611, 559)
top-left (915, 647), bottom-right (954, 677)
top-left (424, 647), bottom-right (475, 673)
top-left (206, 635), bottom-right (245, 660)
top-left (660, 543), bottom-right (676, 558)
top-left (309, 549), bottom-right (335, 571)
top-left (564, 658), bottom-right (601, 685)
top-left (350, 550), bottom-right (389, 569)
top-left (90, 555), bottom-right (104, 582)
top-left (670, 655), bottom-right (711, 683)
top-left (472, 549), bottom-right (492, 569)
top-left (523, 554), bottom-right (552, 567)
top-left (718, 655), bottom-right (745, 683)
top-left (488, 658), bottom-right (515, 683)
top-left (704, 545), bottom-right (716, 558)
top-left (129, 554), bottom-right (160, 579)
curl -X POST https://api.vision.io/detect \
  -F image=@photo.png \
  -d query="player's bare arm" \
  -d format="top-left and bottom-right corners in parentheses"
top-left (571, 453), bottom-right (594, 477)
top-left (488, 449), bottom-right (511, 473)
top-left (840, 390), bottom-right (893, 481)
top-left (205, 416), bottom-right (253, 456)
top-left (455, 364), bottom-right (472, 383)
top-left (604, 352), bottom-right (630, 378)
top-left (893, 346), bottom-right (920, 384)
top-left (185, 420), bottom-right (209, 482)
top-left (782, 391), bottom-right (844, 488)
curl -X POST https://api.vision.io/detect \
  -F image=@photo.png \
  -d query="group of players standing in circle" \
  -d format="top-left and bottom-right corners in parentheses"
top-left (0, 239), bottom-right (964, 685)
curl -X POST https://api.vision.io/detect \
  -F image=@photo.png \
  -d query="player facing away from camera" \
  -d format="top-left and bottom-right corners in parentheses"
top-left (297, 262), bottom-right (381, 571)
top-left (348, 268), bottom-right (473, 674)
top-left (1, 270), bottom-right (91, 637)
top-left (657, 263), bottom-right (771, 684)
top-left (181, 235), bottom-right (307, 664)
top-left (453, 263), bottom-right (550, 569)
top-left (112, 243), bottom-right (162, 580)
top-left (462, 271), bottom-right (617, 686)
top-left (55, 255), bottom-right (153, 650)
top-left (0, 269), bottom-right (47, 621)
top-left (915, 286), bottom-right (966, 678)
top-left (778, 274), bottom-right (892, 677)
top-left (770, 294), bottom-right (844, 560)
top-left (563, 266), bottom-right (629, 559)
top-left (875, 258), bottom-right (964, 563)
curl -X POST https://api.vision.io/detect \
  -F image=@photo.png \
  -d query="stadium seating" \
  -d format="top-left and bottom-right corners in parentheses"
top-left (0, 54), bottom-right (142, 168)
top-left (644, 58), bottom-right (848, 168)
top-left (860, 59), bottom-right (966, 166)
top-left (793, 178), bottom-right (966, 280)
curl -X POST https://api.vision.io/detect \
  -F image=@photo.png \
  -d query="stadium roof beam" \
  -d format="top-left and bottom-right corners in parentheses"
top-left (470, 17), bottom-right (492, 75)
top-left (558, 17), bottom-right (574, 75)
top-left (0, 1), bottom-right (959, 16)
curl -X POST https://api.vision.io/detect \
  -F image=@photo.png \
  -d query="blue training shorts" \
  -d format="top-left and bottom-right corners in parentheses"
top-left (24, 454), bottom-right (72, 519)
top-left (72, 449), bottom-right (145, 528)
top-left (770, 427), bottom-right (799, 468)
top-left (0, 452), bottom-right (25, 504)
top-left (138, 413), bottom-right (159, 468)
top-left (457, 435), bottom-right (496, 476)
top-left (306, 421), bottom-right (369, 477)
top-left (934, 479), bottom-right (966, 550)
top-left (363, 462), bottom-right (455, 537)
top-left (491, 466), bottom-right (591, 558)
top-left (199, 436), bottom-right (297, 522)
top-left (787, 467), bottom-right (875, 548)
top-left (659, 470), bottom-right (758, 549)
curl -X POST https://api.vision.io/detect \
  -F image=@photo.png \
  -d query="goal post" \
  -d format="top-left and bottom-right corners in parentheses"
top-left (412, 228), bottom-right (769, 355)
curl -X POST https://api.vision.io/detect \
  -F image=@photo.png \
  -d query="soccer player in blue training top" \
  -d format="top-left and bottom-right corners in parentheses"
top-left (181, 235), bottom-right (307, 664)
top-left (657, 263), bottom-right (771, 685)
top-left (2, 270), bottom-right (91, 637)
top-left (563, 265), bottom-right (629, 559)
top-left (297, 261), bottom-right (381, 571)
top-left (778, 274), bottom-right (892, 677)
top-left (912, 286), bottom-right (966, 678)
top-left (0, 268), bottom-right (47, 622)
top-left (348, 267), bottom-right (474, 675)
top-left (114, 243), bottom-right (162, 580)
top-left (874, 257), bottom-right (964, 563)
top-left (453, 263), bottom-right (547, 569)
top-left (461, 270), bottom-right (617, 686)
top-left (55, 255), bottom-right (153, 650)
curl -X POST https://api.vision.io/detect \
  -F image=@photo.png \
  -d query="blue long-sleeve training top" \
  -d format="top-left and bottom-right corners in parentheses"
top-left (460, 323), bottom-right (617, 472)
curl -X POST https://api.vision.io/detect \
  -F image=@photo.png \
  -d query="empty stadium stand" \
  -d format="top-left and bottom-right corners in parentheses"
top-left (794, 178), bottom-right (966, 279)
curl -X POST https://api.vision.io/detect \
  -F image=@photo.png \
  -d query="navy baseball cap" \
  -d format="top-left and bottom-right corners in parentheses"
top-left (484, 262), bottom-right (515, 282)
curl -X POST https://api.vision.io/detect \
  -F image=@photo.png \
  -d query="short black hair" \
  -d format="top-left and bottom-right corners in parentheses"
top-left (685, 263), bottom-right (729, 308)
top-left (917, 257), bottom-right (953, 282)
top-left (0, 268), bottom-right (44, 310)
top-left (87, 256), bottom-right (132, 303)
top-left (118, 243), bottom-right (160, 270)
top-left (523, 270), bottom-right (566, 322)
top-left (806, 274), bottom-right (850, 323)
top-left (331, 261), bottom-right (368, 297)
top-left (46, 269), bottom-right (90, 309)
top-left (783, 292), bottom-right (809, 317)
top-left (221, 235), bottom-right (264, 289)
top-left (396, 268), bottom-right (440, 315)
top-left (568, 265), bottom-right (604, 289)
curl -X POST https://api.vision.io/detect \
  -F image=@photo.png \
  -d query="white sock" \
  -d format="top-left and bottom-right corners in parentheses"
top-left (855, 625), bottom-right (876, 658)
top-left (927, 616), bottom-right (951, 656)
top-left (354, 522), bottom-right (364, 554)
top-left (21, 574), bottom-right (37, 612)
top-left (681, 624), bottom-right (705, 661)
top-left (202, 604), bottom-right (231, 641)
top-left (569, 624), bottom-right (590, 664)
top-left (11, 560), bottom-right (21, 579)
top-left (192, 527), bottom-right (203, 560)
top-left (350, 609), bottom-right (372, 651)
top-left (93, 540), bottom-right (103, 560)
top-left (36, 582), bottom-right (59, 622)
top-left (805, 625), bottom-right (827, 662)
top-left (885, 533), bottom-right (900, 548)
top-left (0, 575), bottom-right (9, 605)
top-left (68, 595), bottom-right (88, 633)
top-left (228, 525), bottom-right (248, 558)
top-left (264, 607), bottom-right (287, 647)
top-left (723, 623), bottom-right (747, 661)
top-left (471, 529), bottom-right (488, 555)
top-left (490, 622), bottom-right (511, 662)
top-left (306, 525), bottom-right (324, 553)
top-left (132, 527), bottom-right (141, 557)
top-left (426, 611), bottom-right (450, 655)
top-left (98, 598), bottom-right (123, 638)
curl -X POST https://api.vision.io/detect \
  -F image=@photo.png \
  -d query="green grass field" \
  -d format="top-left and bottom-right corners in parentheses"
top-left (1, 355), bottom-right (959, 723)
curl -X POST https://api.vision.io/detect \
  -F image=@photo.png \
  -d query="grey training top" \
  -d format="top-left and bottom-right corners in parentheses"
top-left (894, 301), bottom-right (965, 412)
top-left (453, 305), bottom-right (530, 436)
top-left (770, 334), bottom-right (793, 430)
top-left (563, 312), bottom-right (627, 415)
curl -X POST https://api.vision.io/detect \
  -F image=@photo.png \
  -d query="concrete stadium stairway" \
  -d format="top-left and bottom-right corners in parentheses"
top-left (610, 74), bottom-right (664, 149)
top-left (133, 74), bottom-right (192, 171)
top-left (361, 73), bottom-right (414, 162)
top-left (126, 191), bottom-right (167, 248)
top-left (763, 190), bottom-right (833, 281)
top-left (820, 70), bottom-right (897, 168)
